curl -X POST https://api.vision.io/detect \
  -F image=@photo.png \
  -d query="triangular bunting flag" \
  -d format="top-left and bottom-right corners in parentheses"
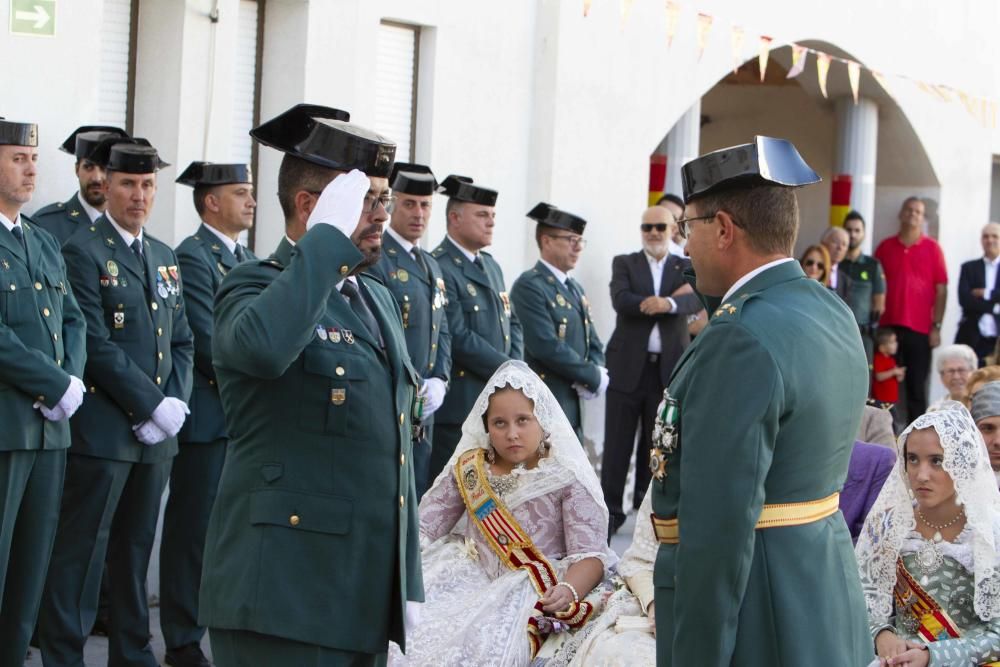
top-left (730, 26), bottom-right (745, 74)
top-left (696, 13), bottom-right (713, 61)
top-left (620, 0), bottom-right (633, 27)
top-left (758, 36), bottom-right (772, 82)
top-left (665, 1), bottom-right (681, 47)
top-left (583, 0), bottom-right (592, 17)
top-left (847, 61), bottom-right (861, 104)
top-left (786, 44), bottom-right (807, 78)
top-left (816, 52), bottom-right (832, 98)
top-left (871, 70), bottom-right (890, 92)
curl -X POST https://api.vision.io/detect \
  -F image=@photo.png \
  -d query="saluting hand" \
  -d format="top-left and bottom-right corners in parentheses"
top-left (306, 169), bottom-right (371, 238)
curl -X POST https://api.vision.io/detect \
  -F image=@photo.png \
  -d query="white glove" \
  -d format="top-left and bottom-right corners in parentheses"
top-left (573, 367), bottom-right (610, 401)
top-left (133, 419), bottom-right (168, 446)
top-left (405, 601), bottom-right (424, 632)
top-left (34, 375), bottom-right (86, 422)
top-left (596, 366), bottom-right (610, 397)
top-left (421, 378), bottom-right (447, 417)
top-left (150, 397), bottom-right (190, 438)
top-left (306, 169), bottom-right (371, 238)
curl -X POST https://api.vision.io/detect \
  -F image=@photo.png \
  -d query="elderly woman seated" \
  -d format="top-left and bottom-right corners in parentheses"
top-left (964, 365), bottom-right (1000, 407)
top-left (927, 344), bottom-right (977, 410)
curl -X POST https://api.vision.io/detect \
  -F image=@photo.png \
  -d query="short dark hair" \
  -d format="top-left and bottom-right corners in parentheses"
top-left (875, 327), bottom-right (896, 347)
top-left (901, 196), bottom-right (923, 210)
top-left (657, 193), bottom-right (685, 209)
top-left (690, 185), bottom-right (799, 255)
top-left (445, 198), bottom-right (462, 228)
top-left (843, 210), bottom-right (865, 227)
top-left (534, 223), bottom-right (559, 249)
top-left (193, 185), bottom-right (214, 217)
top-left (277, 154), bottom-right (339, 222)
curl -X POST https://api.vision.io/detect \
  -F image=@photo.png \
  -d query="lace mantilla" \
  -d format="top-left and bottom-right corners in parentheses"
top-left (856, 401), bottom-right (1000, 623)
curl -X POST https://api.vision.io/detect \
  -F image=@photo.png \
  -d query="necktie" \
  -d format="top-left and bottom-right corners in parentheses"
top-left (130, 238), bottom-right (146, 273)
top-left (340, 280), bottom-right (382, 346)
top-left (10, 224), bottom-right (26, 255)
top-left (565, 279), bottom-right (583, 308)
top-left (410, 247), bottom-right (428, 277)
top-left (473, 255), bottom-right (484, 271)
top-left (234, 244), bottom-right (246, 262)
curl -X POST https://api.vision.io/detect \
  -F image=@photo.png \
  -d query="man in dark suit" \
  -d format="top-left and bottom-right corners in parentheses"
top-left (0, 118), bottom-right (87, 666)
top-left (956, 222), bottom-right (1000, 365)
top-left (369, 162), bottom-right (450, 498)
top-left (429, 175), bottom-right (523, 484)
top-left (33, 126), bottom-right (129, 245)
top-left (601, 206), bottom-right (701, 535)
top-left (160, 161), bottom-right (256, 667)
top-left (199, 104), bottom-right (422, 666)
top-left (39, 138), bottom-right (195, 667)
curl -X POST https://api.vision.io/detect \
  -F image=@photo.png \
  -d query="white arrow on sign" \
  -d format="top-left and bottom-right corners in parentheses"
top-left (15, 4), bottom-right (51, 30)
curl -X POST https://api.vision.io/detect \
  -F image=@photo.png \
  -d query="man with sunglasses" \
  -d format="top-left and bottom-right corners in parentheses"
top-left (510, 202), bottom-right (606, 440)
top-left (648, 137), bottom-right (870, 666)
top-left (199, 105), bottom-right (423, 666)
top-left (601, 205), bottom-right (701, 537)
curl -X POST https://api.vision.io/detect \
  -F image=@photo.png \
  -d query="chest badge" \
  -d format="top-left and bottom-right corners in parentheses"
top-left (649, 389), bottom-right (680, 481)
top-left (466, 283), bottom-right (477, 297)
top-left (106, 260), bottom-right (119, 277)
top-left (397, 269), bottom-right (409, 283)
top-left (555, 293), bottom-right (567, 307)
top-left (315, 324), bottom-right (328, 341)
top-left (113, 311), bottom-right (125, 329)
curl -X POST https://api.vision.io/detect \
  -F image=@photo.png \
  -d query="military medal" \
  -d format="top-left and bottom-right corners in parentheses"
top-left (316, 324), bottom-right (328, 341)
top-left (555, 294), bottom-right (567, 307)
top-left (157, 280), bottom-right (169, 299)
top-left (649, 390), bottom-right (680, 480)
top-left (466, 284), bottom-right (477, 297)
top-left (499, 291), bottom-right (512, 316)
top-left (100, 276), bottom-right (110, 288)
top-left (119, 277), bottom-right (127, 287)
top-left (330, 388), bottom-right (346, 406)
top-left (106, 260), bottom-right (119, 277)
top-left (217, 262), bottom-right (228, 275)
top-left (328, 328), bottom-right (341, 343)
top-left (397, 269), bottom-right (409, 283)
top-left (1, 259), bottom-right (8, 270)
top-left (113, 311), bottom-right (125, 329)
top-left (557, 323), bottom-right (567, 339)
top-left (343, 329), bottom-right (355, 344)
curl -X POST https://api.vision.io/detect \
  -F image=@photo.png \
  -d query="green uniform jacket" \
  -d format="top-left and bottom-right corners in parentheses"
top-left (0, 217), bottom-right (87, 450)
top-left (199, 224), bottom-right (423, 655)
top-left (431, 237), bottom-right (523, 425)
top-left (510, 261), bottom-right (604, 430)
top-left (62, 216), bottom-right (195, 462)
top-left (175, 224), bottom-right (256, 443)
top-left (33, 193), bottom-right (91, 245)
top-left (653, 260), bottom-right (871, 666)
top-left (368, 232), bottom-right (451, 385)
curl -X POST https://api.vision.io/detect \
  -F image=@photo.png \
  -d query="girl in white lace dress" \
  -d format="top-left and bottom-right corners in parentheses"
top-left (389, 361), bottom-right (616, 666)
top-left (856, 402), bottom-right (1000, 667)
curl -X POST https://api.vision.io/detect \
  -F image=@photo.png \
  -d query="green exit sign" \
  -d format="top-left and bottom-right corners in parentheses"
top-left (9, 0), bottom-right (55, 37)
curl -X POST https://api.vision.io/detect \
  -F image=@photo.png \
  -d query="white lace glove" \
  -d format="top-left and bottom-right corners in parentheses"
top-left (421, 378), bottom-right (447, 417)
top-left (405, 601), bottom-right (423, 632)
top-left (133, 420), bottom-right (168, 446)
top-left (150, 397), bottom-right (190, 438)
top-left (34, 375), bottom-right (86, 422)
top-left (305, 169), bottom-right (371, 238)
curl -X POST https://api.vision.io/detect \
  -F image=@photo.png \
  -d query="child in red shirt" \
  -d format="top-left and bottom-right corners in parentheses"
top-left (872, 328), bottom-right (906, 428)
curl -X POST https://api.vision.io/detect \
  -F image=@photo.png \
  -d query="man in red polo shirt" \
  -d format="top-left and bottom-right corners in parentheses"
top-left (875, 196), bottom-right (947, 421)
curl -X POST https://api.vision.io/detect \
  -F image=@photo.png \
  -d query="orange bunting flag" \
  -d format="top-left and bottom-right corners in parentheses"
top-left (871, 70), bottom-right (889, 92)
top-left (847, 61), bottom-right (861, 104)
top-left (730, 27), bottom-right (745, 74)
top-left (786, 44), bottom-right (807, 78)
top-left (696, 13), bottom-right (713, 60)
top-left (931, 85), bottom-right (953, 103)
top-left (816, 52), bottom-right (832, 98)
top-left (583, 0), bottom-right (592, 16)
top-left (758, 36), bottom-right (772, 82)
top-left (665, 1), bottom-right (681, 47)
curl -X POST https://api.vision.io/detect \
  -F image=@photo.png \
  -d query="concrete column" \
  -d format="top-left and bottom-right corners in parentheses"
top-left (132, 0), bottom-right (245, 245)
top-left (835, 97), bottom-right (879, 253)
top-left (663, 99), bottom-right (701, 199)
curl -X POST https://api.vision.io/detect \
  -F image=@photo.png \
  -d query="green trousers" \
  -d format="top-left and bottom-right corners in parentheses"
top-left (210, 628), bottom-right (387, 667)
top-left (0, 448), bottom-right (65, 666)
top-left (160, 438), bottom-right (227, 649)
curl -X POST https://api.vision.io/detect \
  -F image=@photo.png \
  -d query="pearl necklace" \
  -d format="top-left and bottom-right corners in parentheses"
top-left (914, 507), bottom-right (965, 586)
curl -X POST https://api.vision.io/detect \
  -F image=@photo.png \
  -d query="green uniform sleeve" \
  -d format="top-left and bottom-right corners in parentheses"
top-left (508, 302), bottom-right (524, 361)
top-left (511, 278), bottom-right (600, 389)
top-left (433, 302), bottom-right (452, 384)
top-left (176, 248), bottom-right (217, 382)
top-left (63, 240), bottom-right (164, 421)
top-left (673, 322), bottom-right (782, 665)
top-left (213, 224), bottom-right (363, 379)
top-left (0, 316), bottom-right (71, 408)
top-left (58, 252), bottom-right (88, 380)
top-left (168, 260), bottom-right (194, 404)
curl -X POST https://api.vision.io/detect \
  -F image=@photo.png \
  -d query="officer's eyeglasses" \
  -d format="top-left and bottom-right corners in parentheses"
top-left (548, 234), bottom-right (587, 249)
top-left (676, 214), bottom-right (717, 239)
top-left (307, 191), bottom-right (395, 213)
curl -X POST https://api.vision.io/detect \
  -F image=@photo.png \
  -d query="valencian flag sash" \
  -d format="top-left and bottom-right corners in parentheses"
top-left (895, 558), bottom-right (1000, 666)
top-left (455, 448), bottom-right (594, 657)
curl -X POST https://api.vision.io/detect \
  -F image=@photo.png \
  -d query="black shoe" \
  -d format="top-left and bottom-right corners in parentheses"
top-left (165, 643), bottom-right (212, 667)
top-left (607, 514), bottom-right (626, 543)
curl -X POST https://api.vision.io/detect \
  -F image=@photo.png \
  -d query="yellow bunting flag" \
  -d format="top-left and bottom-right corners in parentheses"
top-left (665, 1), bottom-right (681, 47)
top-left (583, 0), bottom-right (592, 17)
top-left (816, 53), bottom-right (832, 98)
top-left (786, 44), bottom-right (807, 78)
top-left (696, 13), bottom-right (713, 60)
top-left (730, 26), bottom-right (744, 74)
top-left (847, 61), bottom-right (861, 104)
top-left (758, 36), bottom-right (772, 82)
top-left (871, 70), bottom-right (889, 92)
top-left (932, 85), bottom-right (953, 103)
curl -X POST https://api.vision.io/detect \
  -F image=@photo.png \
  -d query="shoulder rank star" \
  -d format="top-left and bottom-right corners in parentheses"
top-left (649, 389), bottom-right (680, 480)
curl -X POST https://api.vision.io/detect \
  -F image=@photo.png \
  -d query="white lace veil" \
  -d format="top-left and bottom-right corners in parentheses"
top-left (425, 360), bottom-right (609, 520)
top-left (855, 401), bottom-right (1000, 623)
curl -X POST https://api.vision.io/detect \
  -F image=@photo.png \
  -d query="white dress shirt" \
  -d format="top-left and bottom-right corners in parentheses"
top-left (539, 258), bottom-right (569, 286)
top-left (202, 222), bottom-right (238, 255)
top-left (646, 252), bottom-right (668, 353)
top-left (447, 234), bottom-right (480, 263)
top-left (722, 257), bottom-right (797, 303)
top-left (78, 193), bottom-right (103, 223)
top-left (106, 213), bottom-right (143, 248)
top-left (0, 210), bottom-right (20, 233)
top-left (386, 225), bottom-right (416, 254)
top-left (979, 256), bottom-right (1000, 338)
